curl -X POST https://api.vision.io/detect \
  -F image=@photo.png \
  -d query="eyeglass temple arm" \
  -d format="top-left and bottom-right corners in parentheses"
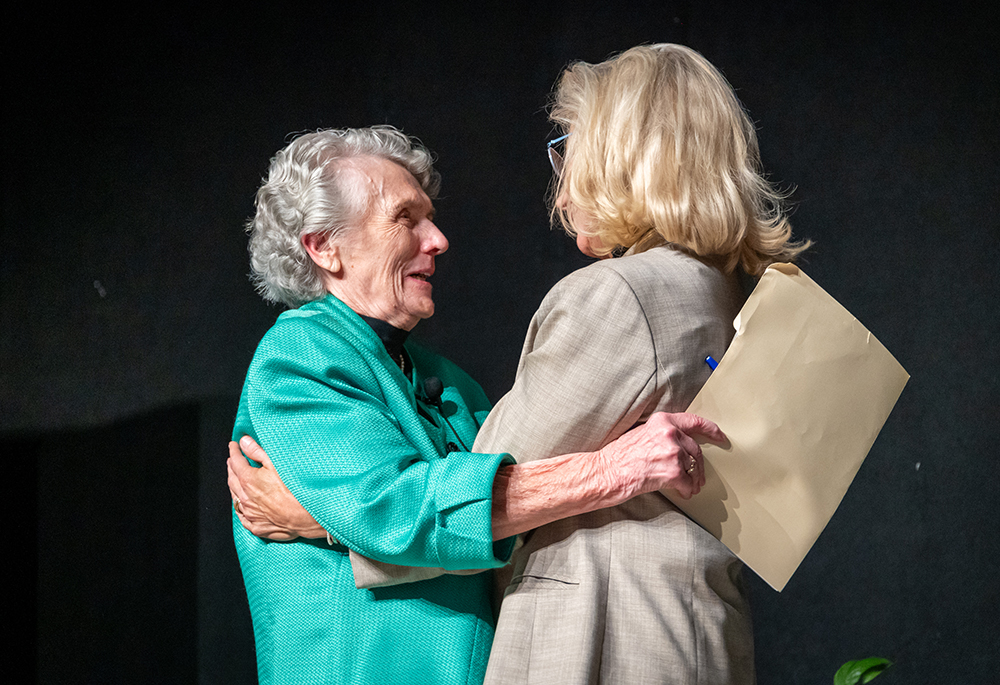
top-left (547, 132), bottom-right (571, 149)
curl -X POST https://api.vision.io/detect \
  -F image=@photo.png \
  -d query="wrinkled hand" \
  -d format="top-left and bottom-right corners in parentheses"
top-left (228, 436), bottom-right (328, 540)
top-left (598, 412), bottom-right (726, 501)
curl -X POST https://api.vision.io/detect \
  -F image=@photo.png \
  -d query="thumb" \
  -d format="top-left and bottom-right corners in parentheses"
top-left (238, 435), bottom-right (273, 468)
top-left (664, 412), bottom-right (727, 444)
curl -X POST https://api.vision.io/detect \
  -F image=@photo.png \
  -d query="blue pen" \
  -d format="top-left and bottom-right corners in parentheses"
top-left (705, 355), bottom-right (718, 370)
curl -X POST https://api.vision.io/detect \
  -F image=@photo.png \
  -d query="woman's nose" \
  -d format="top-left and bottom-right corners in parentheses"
top-left (423, 221), bottom-right (449, 255)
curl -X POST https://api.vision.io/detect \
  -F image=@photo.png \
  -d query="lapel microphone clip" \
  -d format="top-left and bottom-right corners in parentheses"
top-left (419, 376), bottom-right (469, 453)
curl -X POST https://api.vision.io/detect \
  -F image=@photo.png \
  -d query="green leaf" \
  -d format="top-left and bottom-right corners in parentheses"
top-left (834, 657), bottom-right (893, 685)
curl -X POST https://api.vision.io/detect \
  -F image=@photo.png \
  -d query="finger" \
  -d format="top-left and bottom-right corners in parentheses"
top-left (688, 456), bottom-right (704, 495)
top-left (228, 441), bottom-right (255, 482)
top-left (667, 428), bottom-right (702, 487)
top-left (695, 448), bottom-right (707, 491)
top-left (236, 509), bottom-right (297, 541)
top-left (228, 443), bottom-right (251, 474)
top-left (684, 456), bottom-right (702, 497)
top-left (689, 461), bottom-right (703, 495)
top-left (239, 435), bottom-right (272, 468)
top-left (665, 413), bottom-right (726, 444)
top-left (235, 507), bottom-right (254, 531)
top-left (675, 430), bottom-right (703, 465)
top-left (672, 475), bottom-right (694, 500)
top-left (688, 445), bottom-right (705, 492)
top-left (227, 442), bottom-right (254, 496)
top-left (238, 513), bottom-right (294, 541)
top-left (227, 458), bottom-right (248, 502)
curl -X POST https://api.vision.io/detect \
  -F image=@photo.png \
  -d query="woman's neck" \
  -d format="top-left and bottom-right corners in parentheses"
top-left (358, 314), bottom-right (411, 364)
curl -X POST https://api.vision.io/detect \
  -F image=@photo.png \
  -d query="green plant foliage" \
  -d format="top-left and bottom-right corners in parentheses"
top-left (834, 657), bottom-right (893, 685)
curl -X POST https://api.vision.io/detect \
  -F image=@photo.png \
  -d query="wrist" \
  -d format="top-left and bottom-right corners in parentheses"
top-left (593, 443), bottom-right (643, 507)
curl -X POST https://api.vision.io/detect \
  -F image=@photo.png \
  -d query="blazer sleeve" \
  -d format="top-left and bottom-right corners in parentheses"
top-left (474, 264), bottom-right (662, 461)
top-left (239, 316), bottom-right (510, 571)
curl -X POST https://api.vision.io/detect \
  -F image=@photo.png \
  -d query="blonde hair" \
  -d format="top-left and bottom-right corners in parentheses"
top-left (549, 43), bottom-right (808, 274)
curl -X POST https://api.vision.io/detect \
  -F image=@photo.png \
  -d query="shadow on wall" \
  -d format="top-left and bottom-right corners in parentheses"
top-left (25, 399), bottom-right (256, 684)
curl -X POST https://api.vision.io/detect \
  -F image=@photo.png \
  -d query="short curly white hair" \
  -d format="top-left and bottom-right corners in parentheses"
top-left (247, 126), bottom-right (441, 307)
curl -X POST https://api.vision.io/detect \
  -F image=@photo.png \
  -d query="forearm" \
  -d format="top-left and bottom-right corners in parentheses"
top-left (491, 450), bottom-right (627, 540)
top-left (234, 411), bottom-right (715, 548)
top-left (490, 411), bottom-right (718, 540)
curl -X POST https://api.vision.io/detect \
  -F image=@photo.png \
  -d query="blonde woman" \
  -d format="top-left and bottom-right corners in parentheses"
top-left (473, 44), bottom-right (808, 684)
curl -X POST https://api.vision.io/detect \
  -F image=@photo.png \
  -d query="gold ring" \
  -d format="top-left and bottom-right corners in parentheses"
top-left (234, 497), bottom-right (243, 515)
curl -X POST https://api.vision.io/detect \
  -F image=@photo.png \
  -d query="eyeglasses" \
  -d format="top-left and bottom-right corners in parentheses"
top-left (547, 133), bottom-right (570, 177)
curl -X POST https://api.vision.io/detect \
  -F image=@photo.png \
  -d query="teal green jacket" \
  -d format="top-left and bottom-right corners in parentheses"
top-left (233, 294), bottom-right (515, 685)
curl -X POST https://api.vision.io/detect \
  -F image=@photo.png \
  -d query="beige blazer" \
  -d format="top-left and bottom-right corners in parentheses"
top-left (476, 245), bottom-right (755, 685)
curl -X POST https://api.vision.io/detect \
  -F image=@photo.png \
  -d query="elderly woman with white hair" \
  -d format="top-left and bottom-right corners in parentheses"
top-left (229, 126), bottom-right (725, 685)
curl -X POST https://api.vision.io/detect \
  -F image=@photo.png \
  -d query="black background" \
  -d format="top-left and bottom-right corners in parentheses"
top-left (5, 1), bottom-right (998, 683)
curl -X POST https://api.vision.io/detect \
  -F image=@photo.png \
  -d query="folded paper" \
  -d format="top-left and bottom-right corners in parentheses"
top-left (666, 263), bottom-right (909, 591)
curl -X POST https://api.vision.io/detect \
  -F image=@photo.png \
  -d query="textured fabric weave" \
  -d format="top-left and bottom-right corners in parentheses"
top-left (476, 246), bottom-right (756, 685)
top-left (233, 293), bottom-right (515, 685)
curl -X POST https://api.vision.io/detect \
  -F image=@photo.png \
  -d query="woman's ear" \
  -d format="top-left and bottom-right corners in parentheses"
top-left (301, 232), bottom-right (342, 275)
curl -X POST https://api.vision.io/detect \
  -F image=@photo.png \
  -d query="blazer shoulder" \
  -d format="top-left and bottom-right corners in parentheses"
top-left (604, 246), bottom-right (720, 285)
top-left (552, 244), bottom-right (704, 287)
top-left (262, 299), bottom-right (379, 354)
top-left (542, 256), bottom-right (643, 309)
top-left (247, 303), bottom-right (390, 398)
top-left (542, 246), bottom-right (728, 318)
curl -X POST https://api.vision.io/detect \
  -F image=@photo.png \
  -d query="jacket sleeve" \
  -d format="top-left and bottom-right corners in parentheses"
top-left (474, 265), bottom-right (662, 461)
top-left (239, 316), bottom-right (511, 571)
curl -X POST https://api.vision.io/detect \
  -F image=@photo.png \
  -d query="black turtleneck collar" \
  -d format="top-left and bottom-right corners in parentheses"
top-left (358, 314), bottom-right (411, 366)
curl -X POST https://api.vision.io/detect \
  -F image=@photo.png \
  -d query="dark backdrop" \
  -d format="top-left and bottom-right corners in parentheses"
top-left (5, 1), bottom-right (997, 683)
